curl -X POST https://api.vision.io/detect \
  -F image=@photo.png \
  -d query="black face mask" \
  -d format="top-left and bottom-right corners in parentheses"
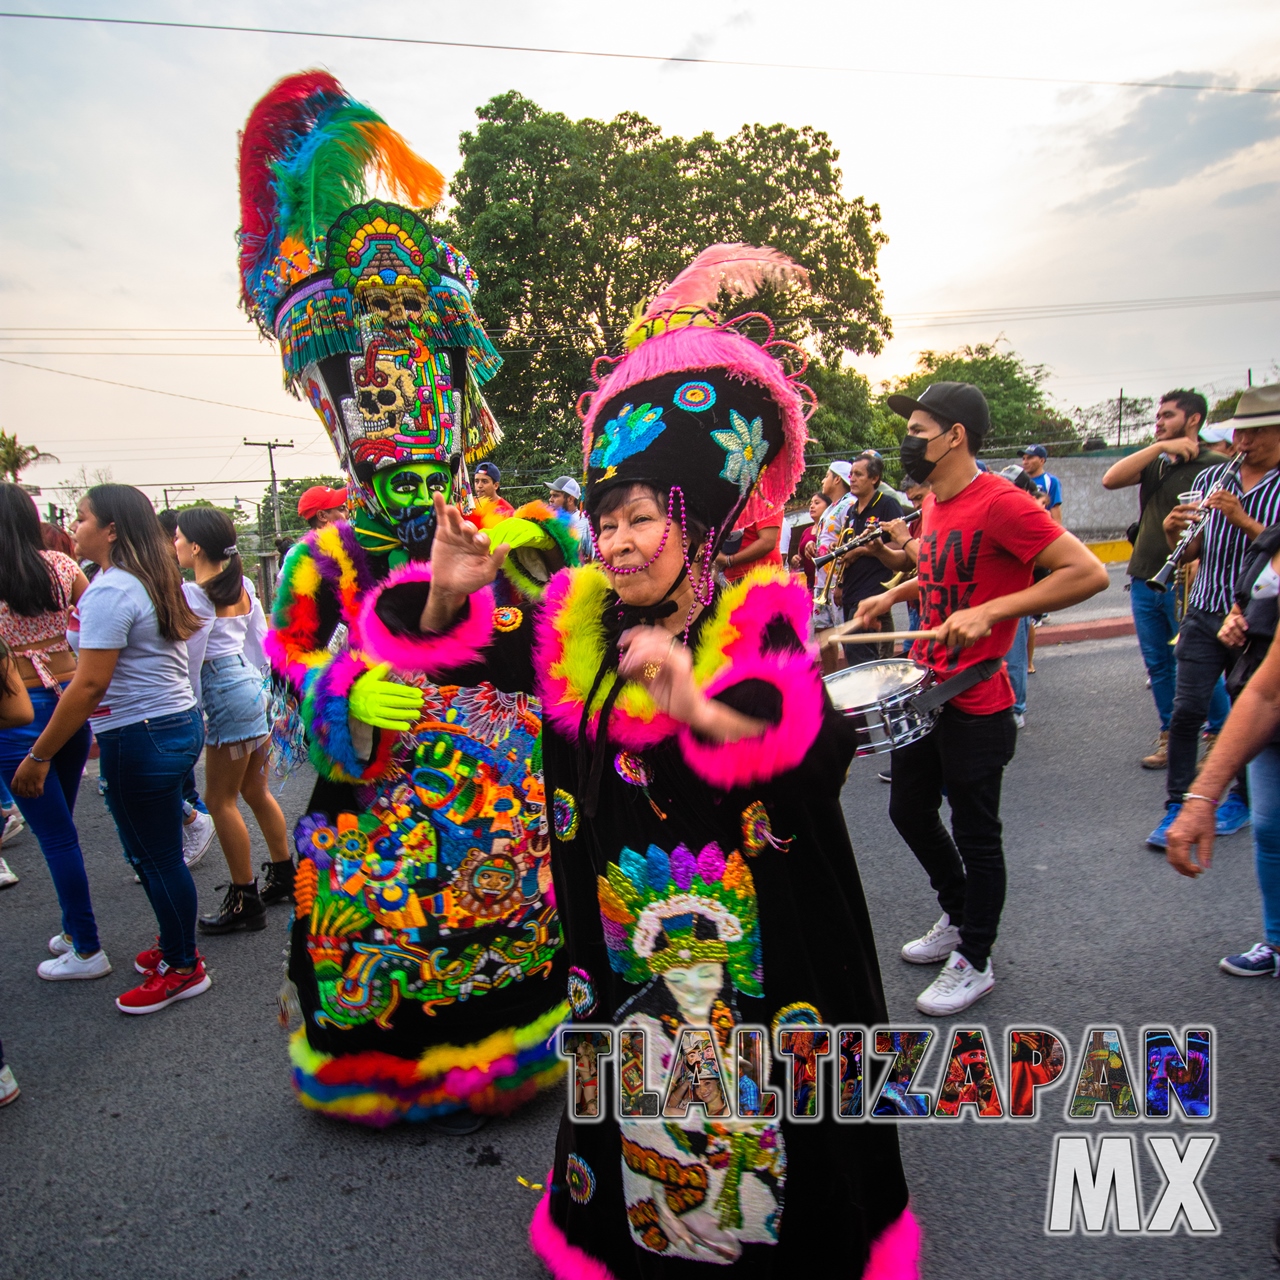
top-left (899, 433), bottom-right (941, 483)
top-left (396, 508), bottom-right (438, 560)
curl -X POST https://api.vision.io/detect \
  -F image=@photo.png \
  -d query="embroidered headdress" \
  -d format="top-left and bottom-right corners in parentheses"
top-left (597, 841), bottom-right (762, 997)
top-left (237, 71), bottom-right (502, 559)
top-left (577, 245), bottom-right (813, 557)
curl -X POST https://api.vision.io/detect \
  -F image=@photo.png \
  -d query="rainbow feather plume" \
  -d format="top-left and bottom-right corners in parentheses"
top-left (237, 71), bottom-right (446, 328)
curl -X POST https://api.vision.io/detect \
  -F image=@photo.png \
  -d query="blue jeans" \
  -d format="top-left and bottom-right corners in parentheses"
top-left (1005, 617), bottom-right (1030, 716)
top-left (0, 773), bottom-right (13, 809)
top-left (0, 687), bottom-right (99, 953)
top-left (98, 708), bottom-right (204, 968)
top-left (903, 603), bottom-right (921, 656)
top-left (1130, 577), bottom-right (1229, 732)
top-left (1248, 745), bottom-right (1280, 946)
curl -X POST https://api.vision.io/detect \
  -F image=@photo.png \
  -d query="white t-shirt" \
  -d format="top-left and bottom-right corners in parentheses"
top-left (183, 577), bottom-right (268, 705)
top-left (77, 568), bottom-right (197, 733)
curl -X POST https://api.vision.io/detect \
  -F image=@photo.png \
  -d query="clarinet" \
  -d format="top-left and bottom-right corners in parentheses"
top-left (813, 523), bottom-right (890, 569)
top-left (1148, 453), bottom-right (1244, 592)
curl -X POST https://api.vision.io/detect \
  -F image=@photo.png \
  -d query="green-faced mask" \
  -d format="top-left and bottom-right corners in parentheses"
top-left (370, 462), bottom-right (453, 559)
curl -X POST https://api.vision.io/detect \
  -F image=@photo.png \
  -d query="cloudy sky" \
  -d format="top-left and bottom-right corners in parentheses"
top-left (2, 0), bottom-right (1278, 507)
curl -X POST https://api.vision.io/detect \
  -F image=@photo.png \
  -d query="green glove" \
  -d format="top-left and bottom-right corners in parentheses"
top-left (484, 517), bottom-right (553, 554)
top-left (349, 662), bottom-right (425, 731)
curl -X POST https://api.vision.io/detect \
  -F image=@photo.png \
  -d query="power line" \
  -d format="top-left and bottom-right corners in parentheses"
top-left (1, 10), bottom-right (1277, 95)
top-left (0, 357), bottom-right (313, 420)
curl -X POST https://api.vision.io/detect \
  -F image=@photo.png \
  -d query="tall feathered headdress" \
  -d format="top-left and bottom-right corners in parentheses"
top-left (235, 70), bottom-right (503, 523)
top-left (579, 244), bottom-right (813, 541)
top-left (237, 70), bottom-right (446, 330)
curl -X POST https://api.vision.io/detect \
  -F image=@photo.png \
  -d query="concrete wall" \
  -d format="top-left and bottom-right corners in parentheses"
top-left (987, 455), bottom-right (1138, 542)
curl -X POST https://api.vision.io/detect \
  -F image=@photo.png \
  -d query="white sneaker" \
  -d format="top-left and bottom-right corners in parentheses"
top-left (182, 811), bottom-right (215, 868)
top-left (0, 857), bottom-right (17, 890)
top-left (1, 812), bottom-right (24, 846)
top-left (0, 1065), bottom-right (18, 1107)
top-left (901, 913), bottom-right (962, 964)
top-left (48, 932), bottom-right (73, 956)
top-left (37, 949), bottom-right (113, 981)
top-left (1013, 712), bottom-right (1026, 729)
top-left (915, 951), bottom-right (995, 1016)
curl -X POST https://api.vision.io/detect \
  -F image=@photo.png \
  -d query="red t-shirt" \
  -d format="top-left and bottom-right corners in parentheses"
top-left (911, 471), bottom-right (1062, 714)
top-left (724, 516), bottom-right (784, 582)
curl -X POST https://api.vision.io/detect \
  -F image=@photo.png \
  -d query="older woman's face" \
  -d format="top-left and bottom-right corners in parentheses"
top-left (595, 487), bottom-right (686, 606)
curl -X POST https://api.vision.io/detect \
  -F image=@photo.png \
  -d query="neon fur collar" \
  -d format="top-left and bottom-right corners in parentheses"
top-left (534, 563), bottom-right (819, 771)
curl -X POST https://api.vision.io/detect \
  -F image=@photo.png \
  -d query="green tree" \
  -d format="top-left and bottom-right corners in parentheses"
top-left (0, 430), bottom-right (58, 481)
top-left (446, 92), bottom-right (890, 469)
top-left (1209, 389), bottom-right (1243, 423)
top-left (1072, 394), bottom-right (1155, 449)
top-left (881, 342), bottom-right (1076, 453)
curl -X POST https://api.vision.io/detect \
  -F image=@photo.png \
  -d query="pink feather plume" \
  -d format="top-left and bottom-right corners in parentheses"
top-left (642, 243), bottom-right (809, 319)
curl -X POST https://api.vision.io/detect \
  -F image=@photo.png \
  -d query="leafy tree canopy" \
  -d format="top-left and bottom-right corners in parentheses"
top-left (257, 475), bottom-right (345, 539)
top-left (0, 430), bottom-right (58, 482)
top-left (880, 342), bottom-right (1075, 454)
top-left (445, 91), bottom-right (890, 470)
top-left (1209, 389), bottom-right (1243, 423)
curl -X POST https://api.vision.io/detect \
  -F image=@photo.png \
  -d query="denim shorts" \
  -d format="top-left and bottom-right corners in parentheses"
top-left (202, 653), bottom-right (269, 750)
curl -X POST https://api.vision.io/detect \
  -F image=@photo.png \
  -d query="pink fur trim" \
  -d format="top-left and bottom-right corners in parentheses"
top-left (678, 646), bottom-right (823, 788)
top-left (678, 571), bottom-right (822, 788)
top-left (529, 1189), bottom-right (619, 1280)
top-left (580, 325), bottom-right (807, 526)
top-left (533, 569), bottom-right (679, 750)
top-left (863, 1207), bottom-right (921, 1280)
top-left (355, 561), bottom-right (496, 676)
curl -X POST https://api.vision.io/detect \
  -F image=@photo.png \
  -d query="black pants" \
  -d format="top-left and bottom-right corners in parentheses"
top-left (888, 703), bottom-right (1018, 969)
top-left (1168, 607), bottom-right (1246, 806)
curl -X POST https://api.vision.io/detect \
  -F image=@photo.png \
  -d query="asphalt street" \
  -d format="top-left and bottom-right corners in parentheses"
top-left (2, 634), bottom-right (1276, 1279)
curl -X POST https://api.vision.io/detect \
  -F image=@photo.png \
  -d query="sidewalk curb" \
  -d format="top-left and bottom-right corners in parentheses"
top-left (1037, 616), bottom-right (1135, 646)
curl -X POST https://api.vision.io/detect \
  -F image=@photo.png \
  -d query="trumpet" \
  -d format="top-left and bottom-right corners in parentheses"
top-left (813, 525), bottom-right (857, 609)
top-left (1149, 453), bottom-right (1244, 592)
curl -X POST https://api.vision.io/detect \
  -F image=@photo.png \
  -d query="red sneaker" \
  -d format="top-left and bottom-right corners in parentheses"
top-left (135, 941), bottom-right (203, 975)
top-left (116, 959), bottom-right (211, 1015)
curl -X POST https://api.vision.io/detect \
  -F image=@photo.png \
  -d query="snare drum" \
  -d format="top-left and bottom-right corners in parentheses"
top-left (823, 658), bottom-right (937, 756)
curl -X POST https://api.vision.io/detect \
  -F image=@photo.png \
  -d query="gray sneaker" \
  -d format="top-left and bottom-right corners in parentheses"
top-left (0, 858), bottom-right (17, 890)
top-left (182, 811), bottom-right (215, 868)
top-left (901, 913), bottom-right (962, 964)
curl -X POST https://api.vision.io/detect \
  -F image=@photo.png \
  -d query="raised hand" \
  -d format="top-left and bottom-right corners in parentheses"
top-left (422, 492), bottom-right (509, 632)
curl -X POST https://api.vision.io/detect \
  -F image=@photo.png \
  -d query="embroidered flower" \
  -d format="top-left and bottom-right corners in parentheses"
top-left (553, 788), bottom-right (580, 841)
top-left (567, 966), bottom-right (597, 1018)
top-left (566, 1153), bottom-right (596, 1204)
top-left (493, 605), bottom-right (523, 632)
top-left (711, 409), bottom-right (767, 495)
top-left (614, 751), bottom-right (652, 788)
top-left (589, 402), bottom-right (667, 470)
top-left (295, 814), bottom-right (337, 865)
top-left (673, 380), bottom-right (716, 412)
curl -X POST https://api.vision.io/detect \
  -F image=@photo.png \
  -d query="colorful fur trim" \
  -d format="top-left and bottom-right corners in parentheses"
top-left (579, 323), bottom-right (807, 529)
top-left (288, 1002), bottom-right (568, 1126)
top-left (529, 1190), bottom-right (620, 1280)
top-left (266, 522), bottom-right (374, 693)
top-left (864, 1207), bottom-right (922, 1280)
top-left (528, 1194), bottom-right (917, 1279)
top-left (300, 649), bottom-right (395, 783)
top-left (466, 499), bottom-right (582, 603)
top-left (678, 566), bottom-right (822, 788)
top-left (355, 562), bottom-right (496, 675)
top-left (534, 566), bottom-right (678, 750)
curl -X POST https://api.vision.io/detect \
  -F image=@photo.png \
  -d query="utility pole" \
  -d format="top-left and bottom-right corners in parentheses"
top-left (1117, 388), bottom-right (1124, 447)
top-left (162, 485), bottom-right (194, 510)
top-left (243, 439), bottom-right (294, 537)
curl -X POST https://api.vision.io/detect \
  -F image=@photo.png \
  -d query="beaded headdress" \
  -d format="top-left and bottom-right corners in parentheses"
top-left (577, 245), bottom-right (813, 568)
top-left (237, 72), bottom-right (502, 554)
top-left (597, 841), bottom-right (762, 997)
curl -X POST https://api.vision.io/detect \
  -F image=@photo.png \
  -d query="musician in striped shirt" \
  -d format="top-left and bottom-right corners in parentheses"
top-left (1147, 390), bottom-right (1280, 850)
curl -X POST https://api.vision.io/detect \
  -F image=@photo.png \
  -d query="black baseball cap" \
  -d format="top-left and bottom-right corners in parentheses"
top-left (887, 381), bottom-right (991, 444)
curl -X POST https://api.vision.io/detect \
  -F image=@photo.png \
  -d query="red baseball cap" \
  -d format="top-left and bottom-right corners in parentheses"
top-left (297, 486), bottom-right (347, 520)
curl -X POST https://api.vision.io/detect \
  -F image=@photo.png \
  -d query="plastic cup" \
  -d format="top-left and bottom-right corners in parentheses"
top-left (1177, 491), bottom-right (1201, 506)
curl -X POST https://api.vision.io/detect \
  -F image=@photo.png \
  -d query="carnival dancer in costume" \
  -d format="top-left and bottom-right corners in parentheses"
top-left (237, 72), bottom-right (576, 1130)
top-left (395, 246), bottom-right (918, 1273)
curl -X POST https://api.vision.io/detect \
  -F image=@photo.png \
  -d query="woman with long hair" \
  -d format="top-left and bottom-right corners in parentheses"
top-left (0, 482), bottom-right (108, 978)
top-left (11, 485), bottom-right (211, 1015)
top-left (174, 506), bottom-right (292, 931)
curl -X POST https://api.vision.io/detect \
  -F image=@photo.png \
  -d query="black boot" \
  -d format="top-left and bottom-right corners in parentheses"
top-left (260, 859), bottom-right (296, 907)
top-left (198, 881), bottom-right (268, 934)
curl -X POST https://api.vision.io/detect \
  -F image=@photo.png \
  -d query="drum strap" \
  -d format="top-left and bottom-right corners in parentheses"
top-left (911, 656), bottom-right (1004, 714)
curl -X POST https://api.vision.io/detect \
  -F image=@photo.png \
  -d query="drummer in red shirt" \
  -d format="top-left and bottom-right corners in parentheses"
top-left (853, 382), bottom-right (1106, 1016)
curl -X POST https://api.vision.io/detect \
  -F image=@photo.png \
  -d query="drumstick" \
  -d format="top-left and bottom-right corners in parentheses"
top-left (820, 627), bottom-right (937, 647)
